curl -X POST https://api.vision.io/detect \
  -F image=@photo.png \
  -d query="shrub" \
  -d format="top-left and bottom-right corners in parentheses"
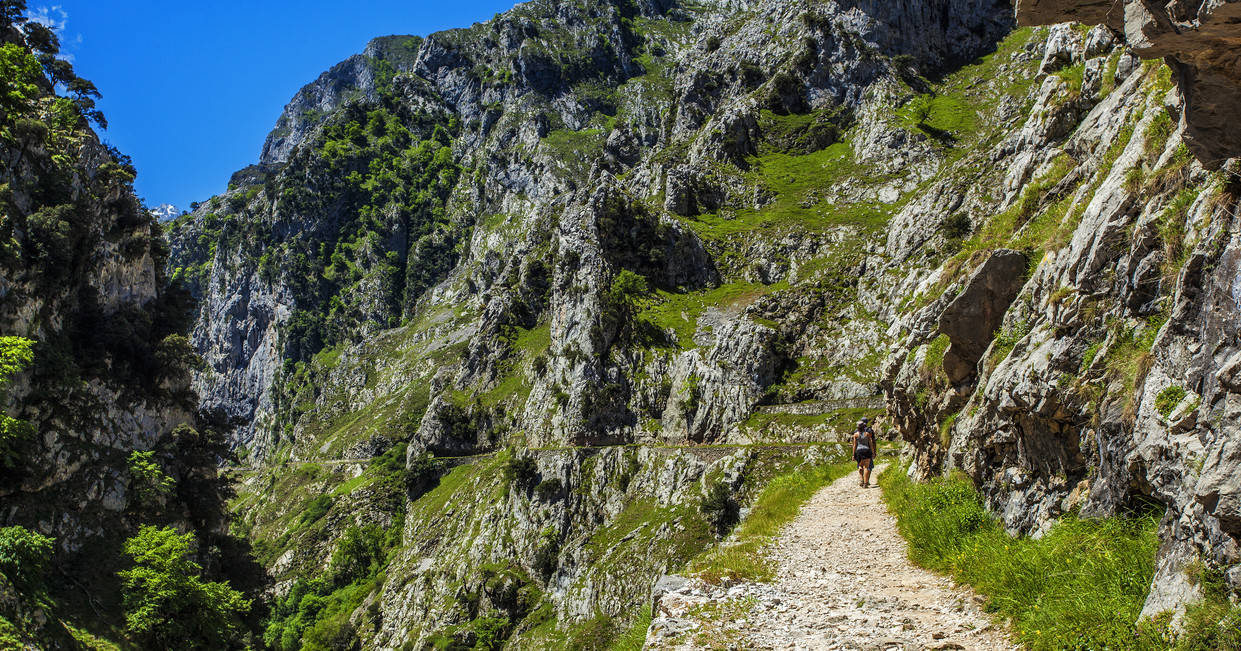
top-left (327, 525), bottom-right (386, 587)
top-left (0, 526), bottom-right (54, 594)
top-left (699, 480), bottom-right (739, 537)
top-left (405, 451), bottom-right (443, 497)
top-left (118, 526), bottom-right (251, 649)
top-left (127, 450), bottom-right (175, 509)
top-left (503, 455), bottom-right (538, 486)
top-left (532, 527), bottom-right (560, 580)
top-left (298, 495), bottom-right (333, 528)
top-left (0, 337), bottom-right (34, 469)
top-left (941, 212), bottom-right (971, 240)
top-left (472, 616), bottom-right (511, 651)
top-left (604, 270), bottom-right (649, 327)
top-left (534, 478), bottom-right (563, 500)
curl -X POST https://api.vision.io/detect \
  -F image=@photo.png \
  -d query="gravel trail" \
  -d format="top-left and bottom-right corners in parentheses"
top-left (646, 465), bottom-right (1019, 650)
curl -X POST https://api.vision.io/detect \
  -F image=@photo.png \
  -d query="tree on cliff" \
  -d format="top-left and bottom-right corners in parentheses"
top-left (118, 526), bottom-right (251, 649)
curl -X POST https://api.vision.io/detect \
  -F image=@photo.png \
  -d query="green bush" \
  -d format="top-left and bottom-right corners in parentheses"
top-left (532, 527), bottom-right (561, 580)
top-left (699, 481), bottom-right (739, 538)
top-left (0, 337), bottom-right (34, 469)
top-left (880, 466), bottom-right (1158, 650)
top-left (0, 526), bottom-right (53, 594)
top-left (503, 455), bottom-right (538, 486)
top-left (327, 525), bottom-right (386, 587)
top-left (118, 526), bottom-right (251, 649)
top-left (127, 450), bottom-right (175, 509)
top-left (298, 495), bottom-right (333, 529)
top-left (534, 478), bottom-right (563, 500)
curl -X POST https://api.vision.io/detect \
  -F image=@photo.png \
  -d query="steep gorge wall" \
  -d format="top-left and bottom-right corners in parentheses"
top-left (164, 0), bottom-right (1241, 645)
top-left (170, 0), bottom-right (1015, 463)
top-left (882, 17), bottom-right (1241, 621)
top-left (0, 19), bottom-right (247, 647)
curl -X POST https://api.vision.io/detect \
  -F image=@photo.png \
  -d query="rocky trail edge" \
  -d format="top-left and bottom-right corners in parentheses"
top-left (646, 464), bottom-right (1018, 650)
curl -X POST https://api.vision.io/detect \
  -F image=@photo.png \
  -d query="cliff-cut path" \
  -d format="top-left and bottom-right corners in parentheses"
top-left (647, 465), bottom-right (1018, 650)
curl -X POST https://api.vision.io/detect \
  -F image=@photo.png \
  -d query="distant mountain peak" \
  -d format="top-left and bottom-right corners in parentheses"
top-left (150, 203), bottom-right (180, 221)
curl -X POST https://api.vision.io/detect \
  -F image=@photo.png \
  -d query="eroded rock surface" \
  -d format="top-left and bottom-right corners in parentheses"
top-left (1016, 0), bottom-right (1241, 166)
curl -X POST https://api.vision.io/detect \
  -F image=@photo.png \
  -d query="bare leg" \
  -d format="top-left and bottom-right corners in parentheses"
top-left (862, 460), bottom-right (872, 487)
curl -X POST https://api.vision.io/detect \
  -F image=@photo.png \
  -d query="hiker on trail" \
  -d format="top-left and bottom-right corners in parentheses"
top-left (853, 418), bottom-right (876, 488)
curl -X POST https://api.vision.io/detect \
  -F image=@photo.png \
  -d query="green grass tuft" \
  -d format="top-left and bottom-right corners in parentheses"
top-left (1154, 386), bottom-right (1186, 418)
top-left (879, 465), bottom-right (1160, 650)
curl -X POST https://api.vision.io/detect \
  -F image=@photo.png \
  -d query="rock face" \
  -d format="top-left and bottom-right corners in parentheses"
top-left (0, 20), bottom-right (235, 646)
top-left (162, 0), bottom-right (1241, 646)
top-left (1016, 0), bottom-right (1241, 167)
top-left (880, 20), bottom-right (1241, 629)
top-left (938, 249), bottom-right (1027, 383)
top-left (260, 34), bottom-right (422, 165)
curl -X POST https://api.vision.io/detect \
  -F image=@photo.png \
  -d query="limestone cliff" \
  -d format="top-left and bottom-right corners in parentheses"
top-left (0, 17), bottom-right (253, 647)
top-left (1016, 0), bottom-right (1241, 167)
top-left (162, 0), bottom-right (1241, 646)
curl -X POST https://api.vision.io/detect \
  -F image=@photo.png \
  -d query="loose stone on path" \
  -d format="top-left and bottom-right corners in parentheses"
top-left (645, 464), bottom-right (1018, 650)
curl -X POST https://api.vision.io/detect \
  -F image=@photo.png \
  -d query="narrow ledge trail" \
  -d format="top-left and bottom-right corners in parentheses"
top-left (646, 464), bottom-right (1019, 651)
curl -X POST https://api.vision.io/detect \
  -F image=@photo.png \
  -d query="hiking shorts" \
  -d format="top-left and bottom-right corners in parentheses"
top-left (854, 448), bottom-right (873, 462)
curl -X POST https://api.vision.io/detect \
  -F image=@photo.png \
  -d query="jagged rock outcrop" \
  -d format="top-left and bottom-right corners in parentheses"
top-left (261, 34), bottom-right (423, 165)
top-left (1016, 0), bottom-right (1241, 167)
top-left (882, 15), bottom-right (1241, 624)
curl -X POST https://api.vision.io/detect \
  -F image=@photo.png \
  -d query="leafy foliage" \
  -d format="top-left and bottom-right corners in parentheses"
top-left (698, 480), bottom-right (739, 538)
top-left (503, 455), bottom-right (538, 486)
top-left (126, 451), bottom-right (175, 510)
top-left (0, 337), bottom-right (34, 469)
top-left (0, 526), bottom-right (53, 594)
top-left (118, 526), bottom-right (251, 649)
top-left (532, 526), bottom-right (561, 580)
top-left (0, 43), bottom-right (42, 116)
top-left (326, 525), bottom-right (387, 587)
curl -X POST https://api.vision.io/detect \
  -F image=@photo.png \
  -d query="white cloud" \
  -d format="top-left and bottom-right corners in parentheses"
top-left (27, 5), bottom-right (68, 32)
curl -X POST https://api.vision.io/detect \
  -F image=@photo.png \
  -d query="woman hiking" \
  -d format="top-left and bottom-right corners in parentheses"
top-left (853, 417), bottom-right (876, 488)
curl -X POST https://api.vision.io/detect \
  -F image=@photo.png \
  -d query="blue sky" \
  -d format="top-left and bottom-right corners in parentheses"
top-left (32, 1), bottom-right (519, 211)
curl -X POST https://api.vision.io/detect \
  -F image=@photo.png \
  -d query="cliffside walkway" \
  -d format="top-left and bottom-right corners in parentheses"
top-left (222, 441), bottom-right (900, 474)
top-left (647, 464), bottom-right (1017, 650)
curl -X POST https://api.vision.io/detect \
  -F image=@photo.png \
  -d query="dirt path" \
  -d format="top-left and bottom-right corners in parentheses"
top-left (646, 465), bottom-right (1018, 651)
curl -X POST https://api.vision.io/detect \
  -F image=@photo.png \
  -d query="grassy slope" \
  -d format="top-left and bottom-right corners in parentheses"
top-left (878, 464), bottom-right (1241, 650)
